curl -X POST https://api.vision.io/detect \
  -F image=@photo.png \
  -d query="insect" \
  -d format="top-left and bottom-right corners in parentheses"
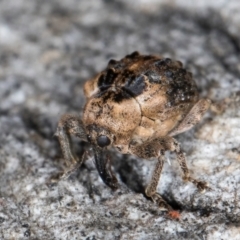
top-left (56, 51), bottom-right (211, 210)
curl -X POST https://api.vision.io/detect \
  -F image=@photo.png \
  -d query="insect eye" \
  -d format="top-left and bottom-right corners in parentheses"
top-left (97, 135), bottom-right (111, 148)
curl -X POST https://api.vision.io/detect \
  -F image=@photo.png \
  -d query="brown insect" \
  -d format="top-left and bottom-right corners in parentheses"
top-left (56, 52), bottom-right (210, 210)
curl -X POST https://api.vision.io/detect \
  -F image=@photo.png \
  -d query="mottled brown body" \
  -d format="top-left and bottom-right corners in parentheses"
top-left (84, 52), bottom-right (199, 154)
top-left (56, 52), bottom-right (211, 210)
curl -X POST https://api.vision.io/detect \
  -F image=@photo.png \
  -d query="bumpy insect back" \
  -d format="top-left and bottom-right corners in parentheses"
top-left (98, 68), bottom-right (118, 91)
top-left (122, 74), bottom-right (146, 97)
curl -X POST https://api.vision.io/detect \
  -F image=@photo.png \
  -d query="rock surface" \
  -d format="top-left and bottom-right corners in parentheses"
top-left (0, 0), bottom-right (240, 239)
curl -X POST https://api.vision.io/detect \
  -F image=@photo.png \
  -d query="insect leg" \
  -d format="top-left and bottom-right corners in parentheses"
top-left (169, 98), bottom-right (211, 137)
top-left (171, 139), bottom-right (208, 191)
top-left (55, 114), bottom-right (87, 176)
top-left (145, 154), bottom-right (172, 210)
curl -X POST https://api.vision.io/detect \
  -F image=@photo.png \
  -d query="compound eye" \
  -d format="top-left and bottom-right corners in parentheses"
top-left (97, 135), bottom-right (111, 148)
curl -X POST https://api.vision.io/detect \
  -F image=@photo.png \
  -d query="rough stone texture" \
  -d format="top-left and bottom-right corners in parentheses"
top-left (0, 0), bottom-right (240, 239)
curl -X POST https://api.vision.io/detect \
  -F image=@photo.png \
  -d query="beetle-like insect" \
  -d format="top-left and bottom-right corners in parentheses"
top-left (56, 52), bottom-right (210, 210)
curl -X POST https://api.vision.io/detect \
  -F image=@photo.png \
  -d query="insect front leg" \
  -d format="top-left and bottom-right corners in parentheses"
top-left (129, 140), bottom-right (173, 210)
top-left (145, 153), bottom-right (172, 210)
top-left (55, 114), bottom-right (87, 178)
